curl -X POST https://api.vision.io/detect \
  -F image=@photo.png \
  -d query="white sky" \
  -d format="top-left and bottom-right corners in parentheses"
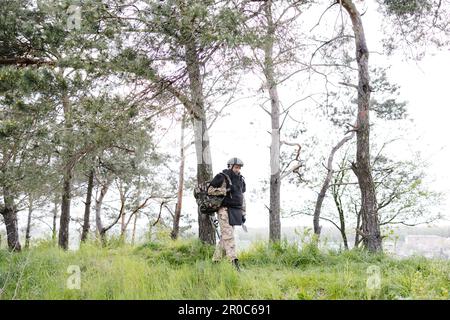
top-left (175, 0), bottom-right (450, 230)
top-left (11, 0), bottom-right (450, 246)
top-left (171, 50), bottom-right (450, 232)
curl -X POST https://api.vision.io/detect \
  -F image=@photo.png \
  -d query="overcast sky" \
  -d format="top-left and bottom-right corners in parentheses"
top-left (14, 1), bottom-right (450, 246)
top-left (169, 0), bottom-right (450, 231)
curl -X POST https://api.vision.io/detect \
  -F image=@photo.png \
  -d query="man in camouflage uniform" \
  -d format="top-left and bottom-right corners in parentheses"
top-left (208, 158), bottom-right (246, 271)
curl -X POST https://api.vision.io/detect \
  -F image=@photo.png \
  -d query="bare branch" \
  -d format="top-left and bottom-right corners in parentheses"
top-left (152, 201), bottom-right (166, 227)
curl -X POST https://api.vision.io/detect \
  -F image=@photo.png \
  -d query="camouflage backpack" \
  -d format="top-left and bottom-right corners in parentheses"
top-left (194, 172), bottom-right (232, 215)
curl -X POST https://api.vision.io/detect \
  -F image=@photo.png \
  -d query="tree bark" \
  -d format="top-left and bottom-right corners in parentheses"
top-left (341, 0), bottom-right (382, 252)
top-left (119, 181), bottom-right (127, 242)
top-left (95, 179), bottom-right (111, 245)
top-left (52, 196), bottom-right (58, 241)
top-left (332, 183), bottom-right (349, 250)
top-left (59, 169), bottom-right (72, 250)
top-left (95, 177), bottom-right (125, 246)
top-left (59, 90), bottom-right (73, 250)
top-left (264, 0), bottom-right (281, 242)
top-left (0, 57), bottom-right (56, 66)
top-left (119, 182), bottom-right (127, 241)
top-left (131, 177), bottom-right (141, 245)
top-left (1, 186), bottom-right (21, 251)
top-left (171, 114), bottom-right (186, 240)
top-left (81, 168), bottom-right (94, 242)
top-left (313, 132), bottom-right (354, 237)
top-left (184, 35), bottom-right (215, 245)
top-left (25, 197), bottom-right (33, 249)
top-left (354, 205), bottom-right (362, 248)
top-left (131, 212), bottom-right (138, 245)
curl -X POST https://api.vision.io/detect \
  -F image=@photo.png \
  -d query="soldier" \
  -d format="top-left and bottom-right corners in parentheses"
top-left (208, 157), bottom-right (246, 271)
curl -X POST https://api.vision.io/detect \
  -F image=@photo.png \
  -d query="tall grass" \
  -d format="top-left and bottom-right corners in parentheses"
top-left (0, 238), bottom-right (448, 300)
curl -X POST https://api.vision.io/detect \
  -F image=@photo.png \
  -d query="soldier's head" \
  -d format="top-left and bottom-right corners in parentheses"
top-left (227, 157), bottom-right (244, 174)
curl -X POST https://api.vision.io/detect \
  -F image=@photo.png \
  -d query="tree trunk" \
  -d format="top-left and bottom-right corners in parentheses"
top-left (339, 217), bottom-right (349, 250)
top-left (354, 205), bottom-right (362, 248)
top-left (59, 168), bottom-right (72, 250)
top-left (131, 212), bottom-right (138, 245)
top-left (2, 210), bottom-right (21, 252)
top-left (121, 209), bottom-right (126, 236)
top-left (131, 177), bottom-right (141, 245)
top-left (119, 182), bottom-right (127, 242)
top-left (59, 90), bottom-right (73, 250)
top-left (171, 113), bottom-right (186, 240)
top-left (264, 0), bottom-right (281, 242)
top-left (95, 179), bottom-right (111, 245)
top-left (313, 132), bottom-right (354, 237)
top-left (81, 168), bottom-right (94, 242)
top-left (25, 196), bottom-right (33, 249)
top-left (341, 0), bottom-right (382, 252)
top-left (185, 36), bottom-right (215, 245)
top-left (52, 196), bottom-right (58, 241)
top-left (333, 187), bottom-right (349, 250)
top-left (1, 186), bottom-right (21, 251)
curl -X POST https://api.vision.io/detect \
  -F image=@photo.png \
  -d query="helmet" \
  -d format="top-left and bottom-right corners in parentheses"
top-left (227, 157), bottom-right (244, 167)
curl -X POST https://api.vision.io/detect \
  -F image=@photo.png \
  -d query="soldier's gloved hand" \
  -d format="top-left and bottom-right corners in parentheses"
top-left (242, 215), bottom-right (246, 224)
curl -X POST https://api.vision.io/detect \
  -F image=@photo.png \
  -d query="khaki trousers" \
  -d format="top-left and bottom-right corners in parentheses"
top-left (212, 207), bottom-right (237, 261)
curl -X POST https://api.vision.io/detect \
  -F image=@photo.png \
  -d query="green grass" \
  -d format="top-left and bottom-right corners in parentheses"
top-left (0, 238), bottom-right (448, 300)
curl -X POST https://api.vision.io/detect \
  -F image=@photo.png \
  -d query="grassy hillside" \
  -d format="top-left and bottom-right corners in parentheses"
top-left (0, 239), bottom-right (448, 300)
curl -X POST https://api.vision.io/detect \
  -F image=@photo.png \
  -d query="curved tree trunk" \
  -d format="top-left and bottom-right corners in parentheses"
top-left (313, 132), bottom-right (354, 236)
top-left (95, 179), bottom-right (111, 246)
top-left (341, 0), bottom-right (382, 252)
